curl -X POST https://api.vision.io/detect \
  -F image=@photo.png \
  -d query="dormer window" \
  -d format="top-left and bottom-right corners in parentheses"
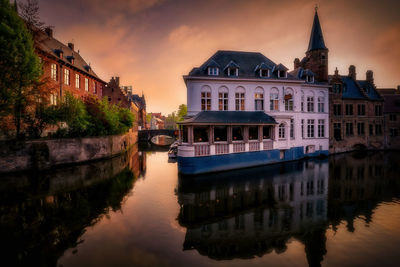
top-left (306, 75), bottom-right (314, 83)
top-left (227, 68), bottom-right (238, 77)
top-left (208, 67), bottom-right (219, 76)
top-left (259, 69), bottom-right (270, 77)
top-left (278, 70), bottom-right (287, 78)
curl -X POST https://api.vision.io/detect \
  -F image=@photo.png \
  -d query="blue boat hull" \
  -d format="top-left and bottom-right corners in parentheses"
top-left (177, 147), bottom-right (329, 175)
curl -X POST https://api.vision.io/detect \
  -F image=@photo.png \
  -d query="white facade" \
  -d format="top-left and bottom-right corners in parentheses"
top-left (184, 76), bottom-right (330, 152)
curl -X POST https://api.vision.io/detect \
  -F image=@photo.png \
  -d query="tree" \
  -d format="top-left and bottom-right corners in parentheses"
top-left (177, 104), bottom-right (187, 121)
top-left (0, 0), bottom-right (42, 138)
top-left (18, 0), bottom-right (45, 31)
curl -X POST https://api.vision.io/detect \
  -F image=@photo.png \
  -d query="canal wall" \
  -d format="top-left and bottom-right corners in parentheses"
top-left (0, 129), bottom-right (137, 173)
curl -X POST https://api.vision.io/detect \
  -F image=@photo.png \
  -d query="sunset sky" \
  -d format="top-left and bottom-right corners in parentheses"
top-left (34, 0), bottom-right (400, 114)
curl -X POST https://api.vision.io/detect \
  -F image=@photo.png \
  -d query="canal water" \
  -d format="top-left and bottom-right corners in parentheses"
top-left (1, 146), bottom-right (400, 267)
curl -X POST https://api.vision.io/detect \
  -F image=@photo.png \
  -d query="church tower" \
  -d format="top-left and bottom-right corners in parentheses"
top-left (299, 7), bottom-right (329, 82)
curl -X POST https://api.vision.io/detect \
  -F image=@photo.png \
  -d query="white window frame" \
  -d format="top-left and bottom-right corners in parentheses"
top-left (307, 119), bottom-right (315, 138)
top-left (259, 69), bottom-right (270, 77)
top-left (208, 67), bottom-right (219, 76)
top-left (201, 91), bottom-right (211, 111)
top-left (85, 78), bottom-right (89, 92)
top-left (318, 119), bottom-right (325, 137)
top-left (254, 93), bottom-right (264, 111)
top-left (228, 68), bottom-right (238, 77)
top-left (51, 64), bottom-right (57, 81)
top-left (75, 74), bottom-right (80, 88)
top-left (307, 96), bottom-right (314, 112)
top-left (270, 92), bottom-right (279, 111)
top-left (318, 97), bottom-right (325, 112)
top-left (278, 124), bottom-right (286, 139)
top-left (218, 92), bottom-right (228, 111)
top-left (235, 92), bottom-right (245, 111)
top-left (64, 69), bottom-right (70, 85)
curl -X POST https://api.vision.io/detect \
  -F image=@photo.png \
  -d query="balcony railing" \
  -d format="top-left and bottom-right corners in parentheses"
top-left (215, 143), bottom-right (229, 154)
top-left (249, 142), bottom-right (260, 151)
top-left (194, 144), bottom-right (210, 156)
top-left (263, 140), bottom-right (273, 150)
top-left (233, 142), bottom-right (245, 153)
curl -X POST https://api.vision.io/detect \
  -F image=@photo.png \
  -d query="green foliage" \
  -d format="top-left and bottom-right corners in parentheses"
top-left (0, 0), bottom-right (42, 136)
top-left (177, 104), bottom-right (187, 121)
top-left (146, 113), bottom-right (152, 124)
top-left (25, 104), bottom-right (60, 138)
top-left (59, 93), bottom-right (90, 137)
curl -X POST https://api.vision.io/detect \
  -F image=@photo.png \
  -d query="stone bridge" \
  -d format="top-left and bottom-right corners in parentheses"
top-left (138, 129), bottom-right (177, 142)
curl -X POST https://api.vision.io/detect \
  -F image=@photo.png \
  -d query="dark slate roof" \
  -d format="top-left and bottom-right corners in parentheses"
top-left (328, 75), bottom-right (383, 101)
top-left (179, 111), bottom-right (277, 125)
top-left (307, 11), bottom-right (327, 52)
top-left (188, 50), bottom-right (297, 80)
top-left (130, 94), bottom-right (146, 109)
top-left (289, 67), bottom-right (315, 79)
top-left (382, 95), bottom-right (400, 113)
top-left (34, 29), bottom-right (104, 82)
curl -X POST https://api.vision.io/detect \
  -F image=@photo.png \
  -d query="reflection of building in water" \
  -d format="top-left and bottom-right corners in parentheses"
top-left (328, 151), bottom-right (400, 232)
top-left (177, 160), bottom-right (329, 263)
top-left (0, 144), bottom-right (147, 267)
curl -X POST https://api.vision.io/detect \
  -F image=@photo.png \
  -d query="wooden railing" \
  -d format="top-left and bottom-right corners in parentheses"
top-left (194, 144), bottom-right (210, 156)
top-left (263, 140), bottom-right (273, 150)
top-left (233, 142), bottom-right (245, 153)
top-left (249, 142), bottom-right (260, 151)
top-left (215, 143), bottom-right (229, 154)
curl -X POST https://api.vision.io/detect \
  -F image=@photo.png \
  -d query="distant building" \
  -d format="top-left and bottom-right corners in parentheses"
top-left (149, 113), bottom-right (165, 129)
top-left (34, 27), bottom-right (106, 103)
top-left (378, 87), bottom-right (400, 149)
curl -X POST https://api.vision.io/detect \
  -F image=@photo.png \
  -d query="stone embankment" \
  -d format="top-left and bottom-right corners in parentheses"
top-left (0, 130), bottom-right (137, 173)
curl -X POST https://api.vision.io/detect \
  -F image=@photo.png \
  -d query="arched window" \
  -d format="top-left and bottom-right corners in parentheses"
top-left (218, 86), bottom-right (228, 111)
top-left (279, 123), bottom-right (286, 139)
top-left (254, 87), bottom-right (264, 111)
top-left (285, 88), bottom-right (294, 111)
top-left (307, 92), bottom-right (315, 112)
top-left (235, 87), bottom-right (245, 111)
top-left (201, 86), bottom-right (211, 111)
top-left (270, 88), bottom-right (279, 111)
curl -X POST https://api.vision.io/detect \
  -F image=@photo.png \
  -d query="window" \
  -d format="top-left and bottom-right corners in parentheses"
top-left (318, 97), bottom-right (324, 112)
top-left (357, 122), bottom-right (365, 135)
top-left (249, 126), bottom-right (258, 140)
top-left (64, 69), bottom-right (70, 85)
top-left (307, 119), bottom-right (315, 138)
top-left (218, 92), bottom-right (228, 111)
top-left (263, 126), bottom-right (271, 139)
top-left (318, 120), bottom-right (325, 137)
top-left (357, 104), bottom-right (365, 116)
top-left (369, 124), bottom-right (374, 135)
top-left (254, 93), bottom-right (264, 111)
top-left (232, 126), bottom-right (243, 141)
top-left (389, 114), bottom-right (397, 121)
top-left (390, 128), bottom-right (399, 137)
top-left (50, 93), bottom-right (57, 105)
top-left (51, 64), bottom-right (57, 81)
top-left (193, 126), bottom-right (209, 142)
top-left (333, 84), bottom-right (342, 94)
top-left (307, 96), bottom-right (314, 112)
top-left (346, 123), bottom-right (353, 136)
top-left (301, 94), bottom-right (304, 112)
top-left (85, 78), bottom-right (89, 91)
top-left (208, 67), bottom-right (219, 76)
top-left (93, 82), bottom-right (97, 93)
top-left (259, 69), bottom-right (269, 77)
top-left (201, 91), bottom-right (211, 111)
top-left (345, 104), bottom-right (353, 115)
top-left (290, 119), bottom-right (294, 139)
top-left (306, 75), bottom-right (314, 83)
top-left (301, 119), bottom-right (304, 138)
top-left (278, 70), bottom-right (286, 78)
top-left (334, 123), bottom-right (341, 141)
top-left (375, 124), bottom-right (382, 135)
top-left (334, 104), bottom-right (342, 116)
top-left (75, 74), bottom-right (80, 88)
top-left (279, 124), bottom-right (286, 139)
top-left (235, 92), bottom-right (245, 110)
top-left (214, 126), bottom-right (227, 142)
top-left (227, 68), bottom-right (238, 77)
top-left (285, 94), bottom-right (293, 111)
top-left (270, 91), bottom-right (279, 111)
top-left (375, 105), bottom-right (382, 116)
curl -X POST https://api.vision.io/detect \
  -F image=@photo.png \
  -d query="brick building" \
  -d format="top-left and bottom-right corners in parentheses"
top-left (294, 9), bottom-right (384, 153)
top-left (378, 87), bottom-right (400, 149)
top-left (34, 27), bottom-right (106, 102)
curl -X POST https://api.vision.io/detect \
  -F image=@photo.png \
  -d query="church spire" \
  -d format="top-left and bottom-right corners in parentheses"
top-left (307, 8), bottom-right (327, 52)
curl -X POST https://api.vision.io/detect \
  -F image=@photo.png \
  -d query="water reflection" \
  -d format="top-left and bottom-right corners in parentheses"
top-left (176, 152), bottom-right (400, 266)
top-left (0, 144), bottom-right (146, 267)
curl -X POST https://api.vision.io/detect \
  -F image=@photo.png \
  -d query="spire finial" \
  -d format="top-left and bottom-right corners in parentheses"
top-left (315, 4), bottom-right (318, 12)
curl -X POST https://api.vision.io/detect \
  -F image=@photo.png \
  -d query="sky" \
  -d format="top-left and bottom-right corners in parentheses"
top-left (32, 0), bottom-right (400, 114)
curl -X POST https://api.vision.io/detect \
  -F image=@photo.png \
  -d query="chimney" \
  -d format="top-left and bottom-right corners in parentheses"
top-left (334, 67), bottom-right (339, 76)
top-left (116, 77), bottom-right (120, 86)
top-left (68, 42), bottom-right (74, 51)
top-left (366, 70), bottom-right (374, 84)
top-left (348, 65), bottom-right (356, 80)
top-left (294, 58), bottom-right (300, 69)
top-left (45, 27), bottom-right (53, 37)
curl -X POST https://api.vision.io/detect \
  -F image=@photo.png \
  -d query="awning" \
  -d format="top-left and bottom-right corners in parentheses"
top-left (178, 111), bottom-right (277, 125)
